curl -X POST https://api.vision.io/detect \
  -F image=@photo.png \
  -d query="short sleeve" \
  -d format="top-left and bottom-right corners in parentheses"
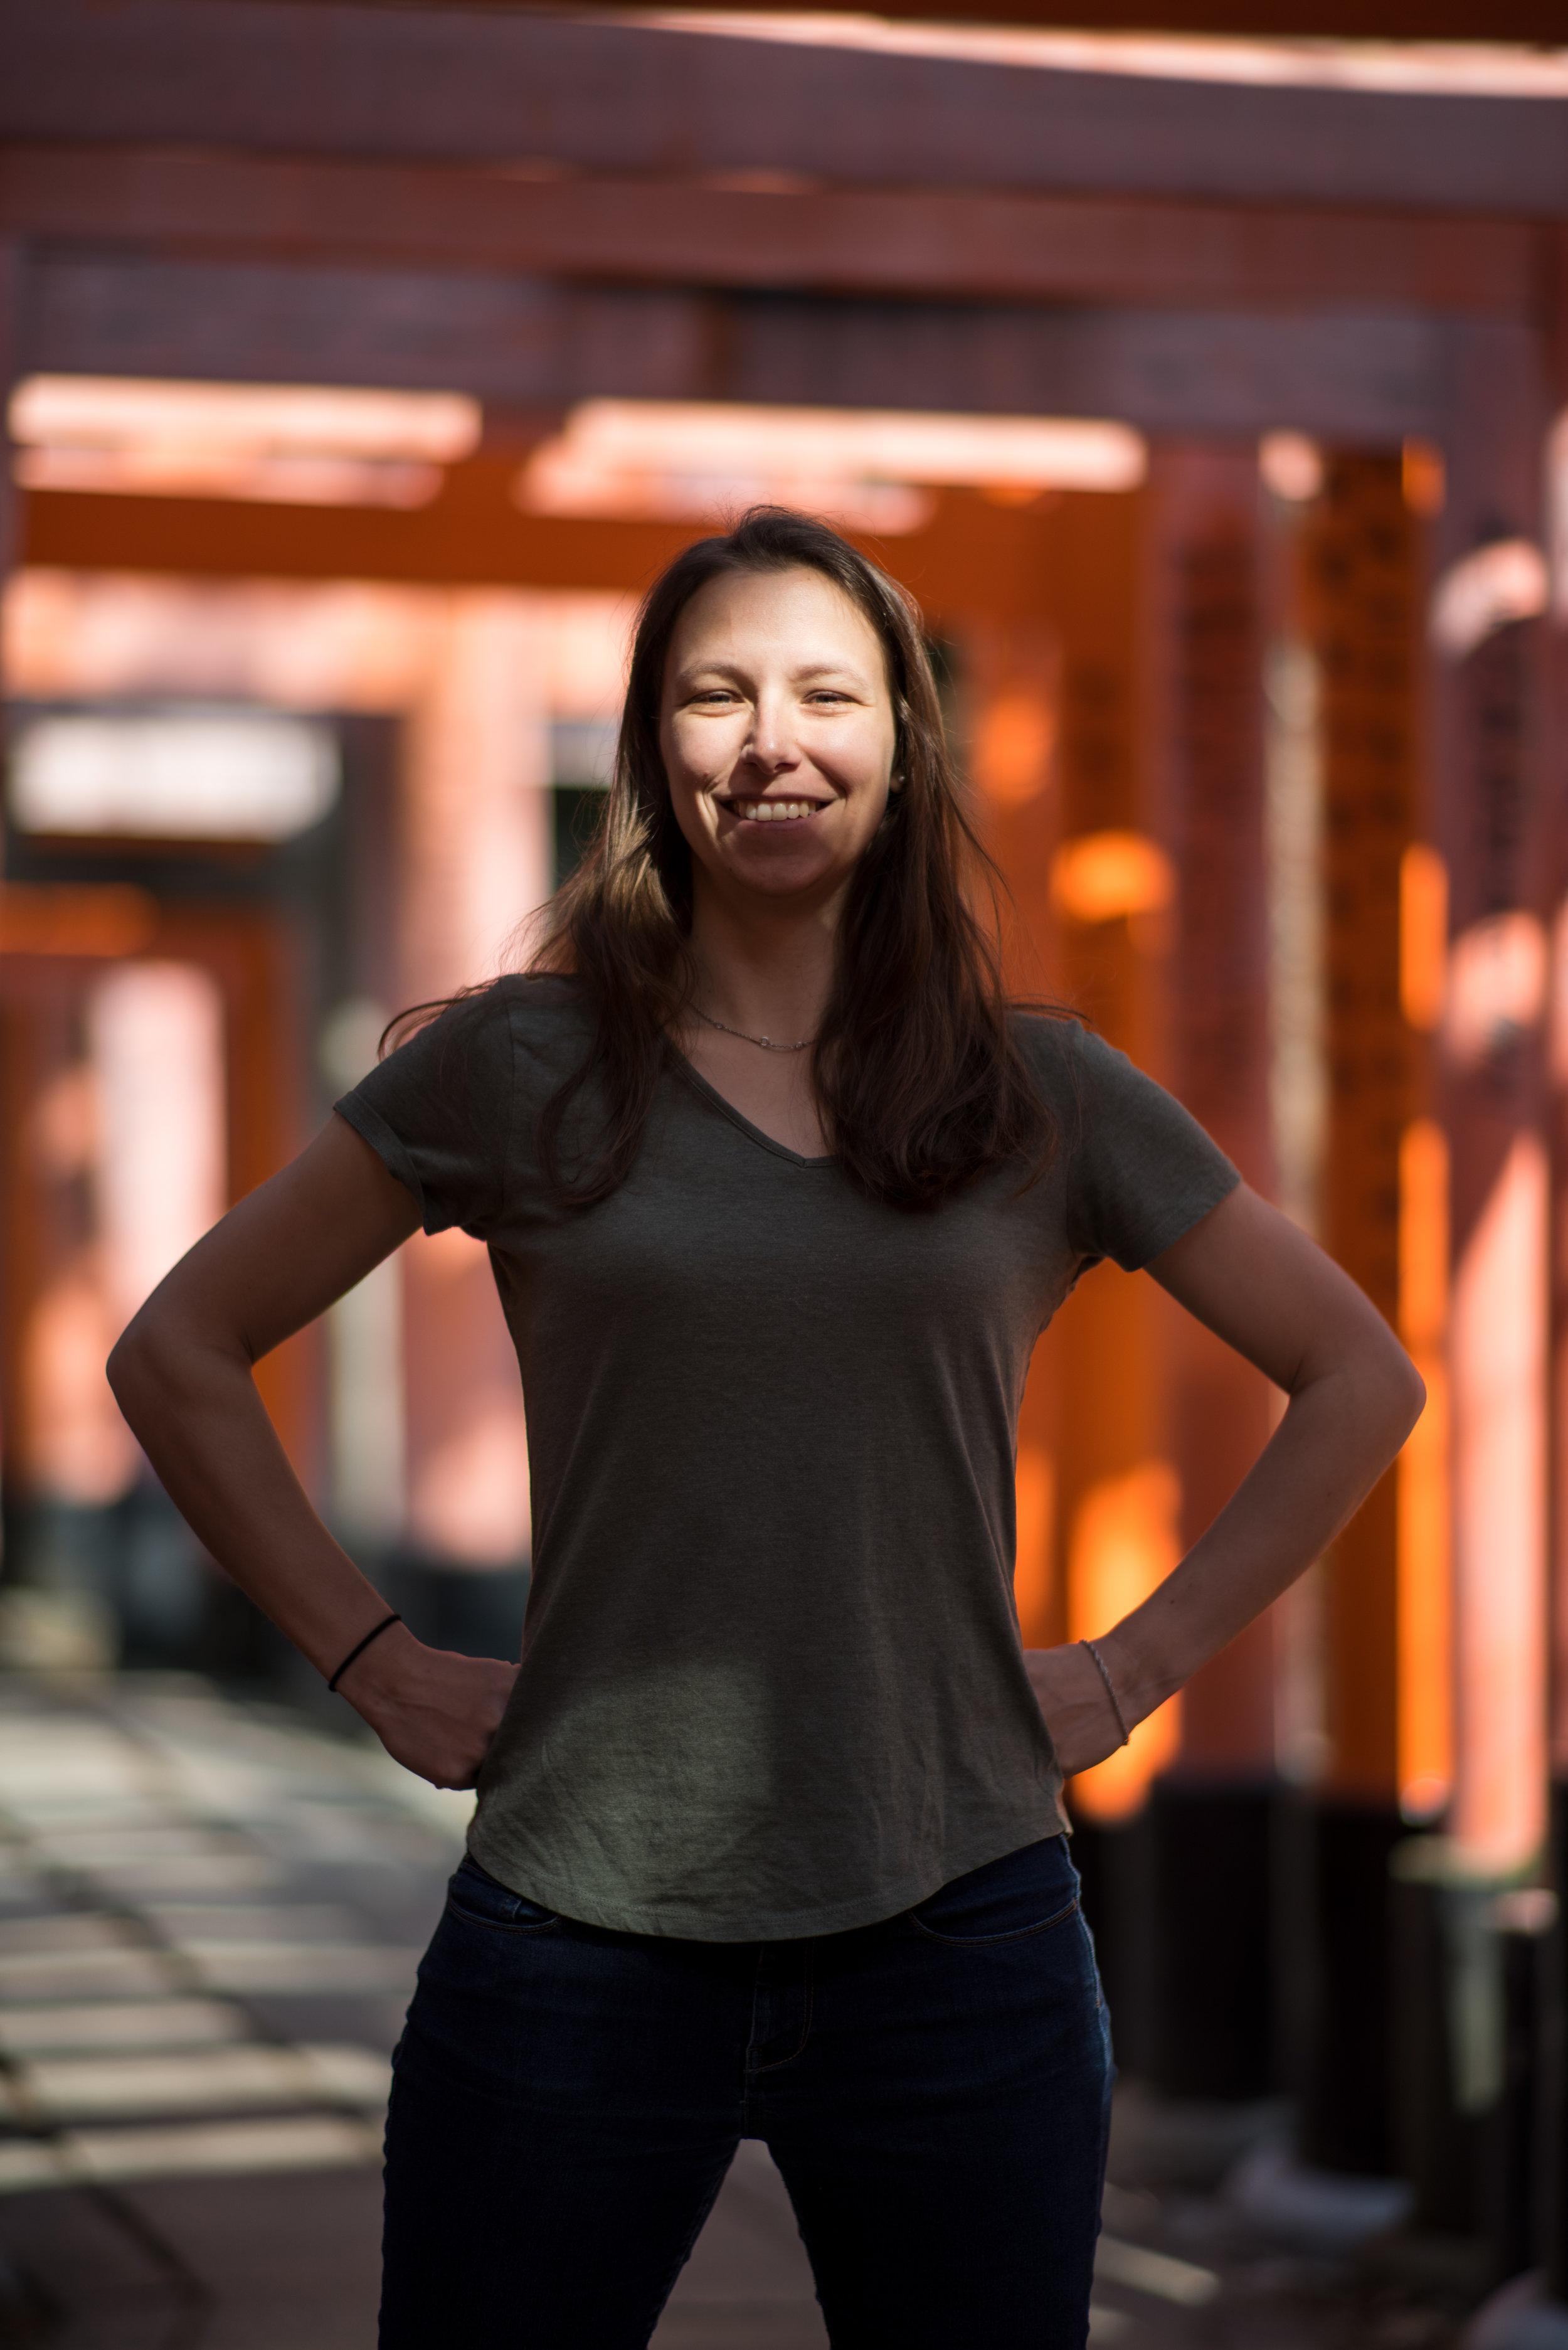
top-left (1037, 1023), bottom-right (1241, 1273)
top-left (335, 985), bottom-right (515, 1238)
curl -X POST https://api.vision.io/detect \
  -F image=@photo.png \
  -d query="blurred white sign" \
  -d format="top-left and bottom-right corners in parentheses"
top-left (9, 710), bottom-right (339, 840)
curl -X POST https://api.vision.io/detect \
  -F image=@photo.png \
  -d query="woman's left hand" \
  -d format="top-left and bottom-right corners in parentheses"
top-left (1018, 1184), bottom-right (1425, 1785)
top-left (1023, 1644), bottom-right (1132, 1777)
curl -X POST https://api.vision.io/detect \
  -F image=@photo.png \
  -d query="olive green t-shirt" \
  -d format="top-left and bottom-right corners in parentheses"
top-left (337, 976), bottom-right (1237, 1940)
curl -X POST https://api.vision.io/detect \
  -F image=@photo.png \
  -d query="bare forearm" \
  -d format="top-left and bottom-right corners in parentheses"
top-left (110, 1331), bottom-right (385, 1677)
top-left (105, 1121), bottom-right (517, 1789)
top-left (1099, 1349), bottom-right (1422, 1727)
top-left (1024, 1184), bottom-right (1424, 1775)
top-left (112, 1324), bottom-right (518, 1789)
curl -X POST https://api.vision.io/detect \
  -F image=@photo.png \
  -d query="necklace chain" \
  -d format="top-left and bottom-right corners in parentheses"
top-left (692, 1004), bottom-right (816, 1054)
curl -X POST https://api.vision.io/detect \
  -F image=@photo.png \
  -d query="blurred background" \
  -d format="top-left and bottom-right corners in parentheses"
top-left (0, 0), bottom-right (1565, 2342)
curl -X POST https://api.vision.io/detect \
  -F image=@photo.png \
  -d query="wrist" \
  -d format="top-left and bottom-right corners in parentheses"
top-left (1091, 1621), bottom-right (1185, 1732)
top-left (1079, 1639), bottom-right (1130, 1747)
top-left (330, 1614), bottom-right (416, 1704)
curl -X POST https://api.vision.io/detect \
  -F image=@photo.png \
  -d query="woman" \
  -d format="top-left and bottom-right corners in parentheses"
top-left (110, 508), bottom-right (1422, 2349)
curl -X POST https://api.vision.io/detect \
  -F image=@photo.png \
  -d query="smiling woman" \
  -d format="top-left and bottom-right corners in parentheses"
top-left (107, 506), bottom-right (1424, 2350)
top-left (526, 506), bottom-right (1051, 1198)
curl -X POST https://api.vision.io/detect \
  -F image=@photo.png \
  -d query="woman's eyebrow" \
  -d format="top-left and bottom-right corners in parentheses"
top-left (673, 656), bottom-right (874, 688)
top-left (789, 659), bottom-right (876, 686)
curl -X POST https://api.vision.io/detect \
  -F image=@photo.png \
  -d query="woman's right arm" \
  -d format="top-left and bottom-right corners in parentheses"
top-left (107, 1113), bottom-right (518, 1788)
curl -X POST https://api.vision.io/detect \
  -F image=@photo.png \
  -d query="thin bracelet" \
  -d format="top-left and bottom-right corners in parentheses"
top-left (327, 1611), bottom-right (403, 1694)
top-left (1081, 1639), bottom-right (1131, 1748)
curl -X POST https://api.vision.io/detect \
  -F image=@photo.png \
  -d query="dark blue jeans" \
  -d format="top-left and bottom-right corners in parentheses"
top-left (380, 1834), bottom-right (1113, 2349)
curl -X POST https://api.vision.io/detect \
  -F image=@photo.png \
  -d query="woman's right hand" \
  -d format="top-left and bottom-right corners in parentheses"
top-left (337, 1620), bottom-right (519, 1789)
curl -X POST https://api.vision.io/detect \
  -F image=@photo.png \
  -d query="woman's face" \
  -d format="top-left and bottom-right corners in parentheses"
top-left (659, 565), bottom-right (899, 912)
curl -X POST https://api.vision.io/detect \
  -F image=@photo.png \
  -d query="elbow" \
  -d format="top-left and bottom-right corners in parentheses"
top-left (106, 1304), bottom-right (182, 1435)
top-left (1394, 1349), bottom-right (1427, 1445)
top-left (1373, 1329), bottom-right (1426, 1458)
top-left (106, 1313), bottom-right (154, 1428)
top-left (108, 1298), bottom-right (250, 1440)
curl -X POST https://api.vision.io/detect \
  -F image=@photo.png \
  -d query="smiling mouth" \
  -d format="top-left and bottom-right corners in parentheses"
top-left (718, 797), bottom-right (826, 824)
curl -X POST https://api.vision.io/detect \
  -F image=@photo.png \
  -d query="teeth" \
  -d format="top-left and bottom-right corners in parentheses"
top-left (733, 800), bottom-right (816, 822)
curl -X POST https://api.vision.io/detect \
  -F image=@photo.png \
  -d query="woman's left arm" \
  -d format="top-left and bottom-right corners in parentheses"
top-left (1025, 1181), bottom-right (1426, 1776)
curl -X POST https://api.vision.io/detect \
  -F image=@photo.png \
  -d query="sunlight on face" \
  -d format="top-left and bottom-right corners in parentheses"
top-left (659, 566), bottom-right (899, 913)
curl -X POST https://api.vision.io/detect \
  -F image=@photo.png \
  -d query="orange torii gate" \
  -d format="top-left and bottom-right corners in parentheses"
top-left (0, 0), bottom-right (1564, 2246)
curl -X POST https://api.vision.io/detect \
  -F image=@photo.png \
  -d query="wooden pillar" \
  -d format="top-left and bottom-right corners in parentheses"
top-left (1550, 242), bottom-right (1568, 1831)
top-left (1306, 454), bottom-right (1426, 1817)
top-left (1017, 487), bottom-right (1174, 2073)
top-left (1542, 231), bottom-right (1568, 2305)
top-left (1140, 445), bottom-right (1279, 2100)
top-left (1017, 490), bottom-right (1184, 1837)
top-left (1435, 328), bottom-right (1552, 1881)
top-left (1391, 323), bottom-right (1555, 2256)
top-left (1147, 445), bottom-right (1276, 1775)
top-left (967, 600), bottom-right (1064, 1657)
top-left (1283, 448), bottom-right (1429, 2174)
top-left (397, 595), bottom-right (551, 1584)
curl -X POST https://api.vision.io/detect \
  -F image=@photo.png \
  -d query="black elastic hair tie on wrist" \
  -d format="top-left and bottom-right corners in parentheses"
top-left (327, 1610), bottom-right (403, 1694)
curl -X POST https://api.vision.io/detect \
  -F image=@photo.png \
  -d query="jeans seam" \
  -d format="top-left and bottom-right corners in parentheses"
top-left (906, 1893), bottom-right (1080, 1949)
top-left (747, 1943), bottom-right (815, 2074)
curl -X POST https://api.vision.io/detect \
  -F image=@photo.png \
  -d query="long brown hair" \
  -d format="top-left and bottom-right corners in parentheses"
top-left (527, 506), bottom-right (1057, 1210)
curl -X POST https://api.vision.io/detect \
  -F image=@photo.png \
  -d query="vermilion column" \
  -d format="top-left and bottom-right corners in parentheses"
top-left (1301, 455), bottom-right (1426, 1818)
top-left (1288, 450), bottom-right (1428, 2175)
top-left (1431, 327), bottom-right (1552, 1881)
top-left (965, 605), bottom-right (1064, 1654)
top-left (956, 484), bottom-right (1247, 2078)
top-left (1130, 447), bottom-right (1278, 2100)
top-left (1032, 489), bottom-right (1183, 1829)
top-left (1544, 250), bottom-right (1568, 2301)
top-left (397, 595), bottom-right (552, 1577)
top-left (1145, 445), bottom-right (1277, 1778)
top-left (963, 488), bottom-right (1177, 1807)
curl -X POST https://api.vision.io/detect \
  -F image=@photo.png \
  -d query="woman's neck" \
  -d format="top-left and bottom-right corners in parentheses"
top-left (686, 879), bottom-right (839, 1043)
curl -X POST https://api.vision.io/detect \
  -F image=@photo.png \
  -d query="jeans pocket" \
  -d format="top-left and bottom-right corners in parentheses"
top-left (908, 1836), bottom-right (1080, 1947)
top-left (444, 1855), bottom-right (562, 1935)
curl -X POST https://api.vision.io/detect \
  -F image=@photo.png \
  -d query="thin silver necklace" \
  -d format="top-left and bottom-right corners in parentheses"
top-left (692, 1004), bottom-right (816, 1054)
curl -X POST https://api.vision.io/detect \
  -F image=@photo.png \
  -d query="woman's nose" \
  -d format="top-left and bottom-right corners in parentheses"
top-left (744, 696), bottom-right (800, 772)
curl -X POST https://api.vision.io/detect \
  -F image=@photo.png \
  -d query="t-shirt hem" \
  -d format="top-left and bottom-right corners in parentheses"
top-left (465, 1801), bottom-right (1071, 1943)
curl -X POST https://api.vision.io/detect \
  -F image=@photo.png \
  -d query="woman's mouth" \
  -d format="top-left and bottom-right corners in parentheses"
top-left (720, 799), bottom-right (824, 824)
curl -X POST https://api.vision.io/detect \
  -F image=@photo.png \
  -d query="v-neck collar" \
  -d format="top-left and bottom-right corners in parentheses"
top-left (667, 1046), bottom-right (837, 1171)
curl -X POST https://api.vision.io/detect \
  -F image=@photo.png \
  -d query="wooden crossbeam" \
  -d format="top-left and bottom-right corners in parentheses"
top-left (17, 479), bottom-right (699, 595)
top-left (15, 251), bottom-right (1454, 437)
top-left (1, 0), bottom-right (1565, 217)
top-left (0, 146), bottom-right (1535, 316)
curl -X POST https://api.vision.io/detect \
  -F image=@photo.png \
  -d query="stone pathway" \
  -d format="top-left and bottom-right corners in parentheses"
top-left (0, 1675), bottom-right (1486, 2348)
top-left (0, 1673), bottom-right (831, 2348)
